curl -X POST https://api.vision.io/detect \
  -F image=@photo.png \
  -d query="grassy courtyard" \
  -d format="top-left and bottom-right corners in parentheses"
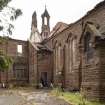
top-left (50, 88), bottom-right (105, 105)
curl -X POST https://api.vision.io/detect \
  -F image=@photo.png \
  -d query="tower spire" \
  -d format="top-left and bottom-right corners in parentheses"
top-left (31, 11), bottom-right (37, 28)
top-left (41, 6), bottom-right (50, 40)
top-left (30, 11), bottom-right (41, 43)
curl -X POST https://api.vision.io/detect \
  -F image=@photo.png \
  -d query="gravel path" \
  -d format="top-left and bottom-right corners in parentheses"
top-left (0, 89), bottom-right (70, 105)
top-left (19, 90), bottom-right (70, 105)
top-left (0, 89), bottom-right (32, 105)
top-left (0, 95), bottom-right (23, 105)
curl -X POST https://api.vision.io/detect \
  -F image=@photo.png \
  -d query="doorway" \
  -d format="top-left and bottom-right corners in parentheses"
top-left (40, 72), bottom-right (48, 87)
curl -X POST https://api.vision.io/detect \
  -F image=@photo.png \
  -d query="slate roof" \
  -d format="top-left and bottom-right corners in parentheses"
top-left (29, 39), bottom-right (52, 52)
top-left (35, 43), bottom-right (52, 52)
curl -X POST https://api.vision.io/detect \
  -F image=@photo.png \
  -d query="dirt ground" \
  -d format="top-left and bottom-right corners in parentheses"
top-left (0, 88), bottom-right (70, 105)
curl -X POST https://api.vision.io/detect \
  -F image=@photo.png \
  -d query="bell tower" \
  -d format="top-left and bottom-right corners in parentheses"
top-left (41, 6), bottom-right (50, 40)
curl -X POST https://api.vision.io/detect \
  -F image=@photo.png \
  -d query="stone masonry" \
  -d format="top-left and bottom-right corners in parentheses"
top-left (0, 0), bottom-right (105, 102)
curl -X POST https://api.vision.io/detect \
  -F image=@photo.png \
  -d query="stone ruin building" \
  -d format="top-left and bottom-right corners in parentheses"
top-left (0, 0), bottom-right (105, 102)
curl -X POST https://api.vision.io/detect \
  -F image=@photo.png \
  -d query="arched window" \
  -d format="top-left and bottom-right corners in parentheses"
top-left (84, 32), bottom-right (93, 62)
top-left (68, 37), bottom-right (77, 72)
top-left (72, 38), bottom-right (77, 66)
top-left (58, 45), bottom-right (61, 70)
top-left (55, 46), bottom-right (58, 74)
top-left (69, 39), bottom-right (72, 72)
top-left (54, 42), bottom-right (61, 74)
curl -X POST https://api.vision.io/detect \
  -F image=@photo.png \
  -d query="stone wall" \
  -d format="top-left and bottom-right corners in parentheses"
top-left (37, 51), bottom-right (53, 86)
top-left (80, 24), bottom-right (105, 101)
top-left (0, 38), bottom-right (29, 86)
top-left (44, 1), bottom-right (105, 100)
top-left (98, 40), bottom-right (105, 101)
top-left (28, 42), bottom-right (38, 86)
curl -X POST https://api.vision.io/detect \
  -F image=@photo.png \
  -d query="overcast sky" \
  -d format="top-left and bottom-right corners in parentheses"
top-left (9, 0), bottom-right (103, 40)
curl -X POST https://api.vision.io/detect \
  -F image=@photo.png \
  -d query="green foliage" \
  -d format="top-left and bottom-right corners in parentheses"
top-left (0, 37), bottom-right (4, 44)
top-left (15, 9), bottom-right (22, 19)
top-left (51, 88), bottom-right (105, 105)
top-left (0, 0), bottom-right (22, 35)
top-left (0, 0), bottom-right (21, 71)
top-left (0, 51), bottom-right (13, 71)
top-left (0, 0), bottom-right (11, 10)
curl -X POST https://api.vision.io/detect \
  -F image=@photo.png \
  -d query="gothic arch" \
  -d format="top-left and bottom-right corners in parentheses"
top-left (79, 21), bottom-right (100, 44)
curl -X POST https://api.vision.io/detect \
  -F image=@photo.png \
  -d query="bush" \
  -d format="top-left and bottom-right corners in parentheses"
top-left (0, 52), bottom-right (13, 71)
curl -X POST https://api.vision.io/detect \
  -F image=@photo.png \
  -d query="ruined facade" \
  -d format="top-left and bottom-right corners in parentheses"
top-left (0, 0), bottom-right (105, 101)
top-left (0, 38), bottom-right (29, 86)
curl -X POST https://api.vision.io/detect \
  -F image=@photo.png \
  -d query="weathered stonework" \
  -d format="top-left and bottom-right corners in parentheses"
top-left (0, 38), bottom-right (29, 86)
top-left (0, 1), bottom-right (105, 102)
top-left (28, 41), bottom-right (38, 86)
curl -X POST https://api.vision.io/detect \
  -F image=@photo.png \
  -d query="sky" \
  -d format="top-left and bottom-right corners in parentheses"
top-left (8, 0), bottom-right (103, 40)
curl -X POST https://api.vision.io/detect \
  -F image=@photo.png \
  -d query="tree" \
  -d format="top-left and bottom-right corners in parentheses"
top-left (0, 0), bottom-right (22, 71)
top-left (0, 0), bottom-right (22, 86)
top-left (0, 0), bottom-right (11, 10)
top-left (0, 51), bottom-right (13, 71)
top-left (0, 0), bottom-right (22, 35)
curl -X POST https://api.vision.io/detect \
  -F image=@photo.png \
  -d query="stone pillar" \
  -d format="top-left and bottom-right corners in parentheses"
top-left (96, 39), bottom-right (105, 101)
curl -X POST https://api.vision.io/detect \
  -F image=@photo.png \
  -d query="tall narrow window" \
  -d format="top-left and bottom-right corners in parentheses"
top-left (55, 47), bottom-right (58, 74)
top-left (58, 45), bottom-right (61, 71)
top-left (84, 32), bottom-right (93, 62)
top-left (68, 38), bottom-right (77, 72)
top-left (17, 45), bottom-right (22, 56)
top-left (72, 38), bottom-right (76, 66)
top-left (69, 40), bottom-right (72, 72)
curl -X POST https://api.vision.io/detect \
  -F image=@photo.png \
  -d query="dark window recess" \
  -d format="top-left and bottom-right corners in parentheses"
top-left (84, 32), bottom-right (94, 62)
top-left (14, 69), bottom-right (26, 80)
top-left (13, 64), bottom-right (26, 80)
